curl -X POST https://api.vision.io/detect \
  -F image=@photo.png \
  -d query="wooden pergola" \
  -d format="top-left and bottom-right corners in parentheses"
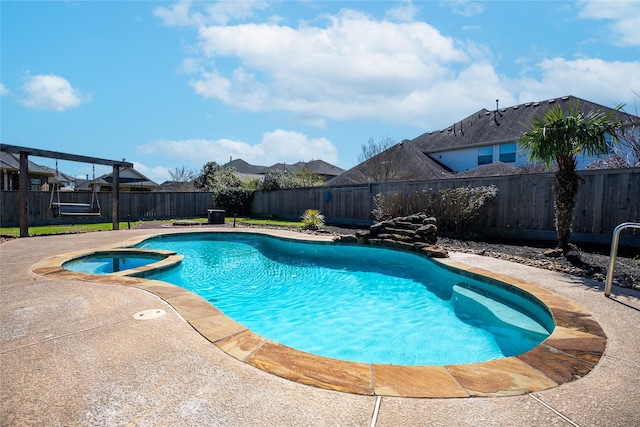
top-left (1, 144), bottom-right (134, 237)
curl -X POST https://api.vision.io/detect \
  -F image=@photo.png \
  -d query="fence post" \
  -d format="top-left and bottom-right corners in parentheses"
top-left (19, 153), bottom-right (29, 237)
top-left (112, 165), bottom-right (120, 230)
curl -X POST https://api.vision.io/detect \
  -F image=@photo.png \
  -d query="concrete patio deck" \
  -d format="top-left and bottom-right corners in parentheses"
top-left (1, 227), bottom-right (639, 426)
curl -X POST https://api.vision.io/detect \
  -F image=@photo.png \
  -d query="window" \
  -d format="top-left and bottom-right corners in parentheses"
top-left (499, 142), bottom-right (517, 163)
top-left (478, 146), bottom-right (493, 165)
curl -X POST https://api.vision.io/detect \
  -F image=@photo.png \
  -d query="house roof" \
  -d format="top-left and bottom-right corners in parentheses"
top-left (40, 165), bottom-right (76, 184)
top-left (225, 159), bottom-right (268, 175)
top-left (326, 140), bottom-right (452, 185)
top-left (267, 160), bottom-right (346, 176)
top-left (224, 158), bottom-right (345, 178)
top-left (85, 167), bottom-right (158, 189)
top-left (411, 95), bottom-right (639, 154)
top-left (453, 161), bottom-right (521, 178)
top-left (0, 152), bottom-right (54, 176)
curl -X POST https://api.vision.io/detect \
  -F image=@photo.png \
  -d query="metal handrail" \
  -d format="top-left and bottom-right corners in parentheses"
top-left (605, 222), bottom-right (640, 298)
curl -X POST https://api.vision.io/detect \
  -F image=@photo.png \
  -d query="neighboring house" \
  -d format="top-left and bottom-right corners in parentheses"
top-left (41, 166), bottom-right (76, 191)
top-left (452, 161), bottom-right (520, 178)
top-left (411, 95), bottom-right (638, 173)
top-left (225, 158), bottom-right (268, 181)
top-left (0, 151), bottom-right (54, 191)
top-left (326, 140), bottom-right (452, 185)
top-left (224, 158), bottom-right (346, 182)
top-left (76, 167), bottom-right (158, 192)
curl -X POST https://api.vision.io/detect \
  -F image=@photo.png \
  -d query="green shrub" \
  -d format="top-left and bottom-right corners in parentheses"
top-left (212, 188), bottom-right (255, 216)
top-left (301, 209), bottom-right (325, 230)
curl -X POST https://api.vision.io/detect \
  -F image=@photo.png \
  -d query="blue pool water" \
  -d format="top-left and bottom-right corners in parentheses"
top-left (136, 233), bottom-right (554, 366)
top-left (64, 253), bottom-right (162, 274)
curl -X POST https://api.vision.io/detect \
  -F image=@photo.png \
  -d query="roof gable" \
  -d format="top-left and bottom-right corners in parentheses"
top-left (97, 167), bottom-right (158, 187)
top-left (412, 95), bottom-right (638, 153)
top-left (326, 140), bottom-right (451, 185)
top-left (226, 159), bottom-right (267, 174)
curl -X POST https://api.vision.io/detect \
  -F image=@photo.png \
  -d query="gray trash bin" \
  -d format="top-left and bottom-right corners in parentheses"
top-left (207, 209), bottom-right (225, 224)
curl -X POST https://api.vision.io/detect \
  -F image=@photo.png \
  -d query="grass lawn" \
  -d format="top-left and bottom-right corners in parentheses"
top-left (0, 217), bottom-right (304, 237)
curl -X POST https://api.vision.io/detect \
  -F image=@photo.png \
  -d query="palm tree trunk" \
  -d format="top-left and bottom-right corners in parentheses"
top-left (554, 156), bottom-right (580, 252)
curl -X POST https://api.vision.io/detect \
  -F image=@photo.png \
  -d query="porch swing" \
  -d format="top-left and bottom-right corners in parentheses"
top-left (49, 161), bottom-right (102, 217)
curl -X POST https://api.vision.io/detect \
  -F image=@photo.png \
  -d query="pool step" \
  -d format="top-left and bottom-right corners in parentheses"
top-left (452, 284), bottom-right (549, 336)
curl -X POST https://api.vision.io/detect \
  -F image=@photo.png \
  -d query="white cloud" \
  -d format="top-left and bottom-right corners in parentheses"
top-left (202, 0), bottom-right (268, 25)
top-left (385, 1), bottom-right (420, 23)
top-left (156, 2), bottom-right (639, 132)
top-left (137, 130), bottom-right (338, 170)
top-left (578, 0), bottom-right (640, 47)
top-left (19, 74), bottom-right (89, 112)
top-left (132, 162), bottom-right (171, 184)
top-left (0, 83), bottom-right (10, 96)
top-left (153, 0), bottom-right (200, 27)
top-left (154, 0), bottom-right (268, 27)
top-left (512, 57), bottom-right (640, 107)
top-left (186, 9), bottom-right (468, 127)
top-left (443, 1), bottom-right (486, 18)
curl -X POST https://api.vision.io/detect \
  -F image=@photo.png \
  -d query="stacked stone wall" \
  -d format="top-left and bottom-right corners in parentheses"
top-left (335, 213), bottom-right (448, 258)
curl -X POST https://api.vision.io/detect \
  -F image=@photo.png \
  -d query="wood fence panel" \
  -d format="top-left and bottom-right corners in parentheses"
top-left (1, 169), bottom-right (638, 245)
top-left (251, 168), bottom-right (639, 243)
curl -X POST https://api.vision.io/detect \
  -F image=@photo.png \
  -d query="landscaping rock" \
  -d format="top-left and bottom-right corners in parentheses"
top-left (544, 248), bottom-right (564, 258)
top-left (417, 245), bottom-right (449, 258)
top-left (350, 214), bottom-right (448, 258)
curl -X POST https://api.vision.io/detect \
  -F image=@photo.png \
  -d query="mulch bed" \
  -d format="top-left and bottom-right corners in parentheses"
top-left (319, 226), bottom-right (639, 291)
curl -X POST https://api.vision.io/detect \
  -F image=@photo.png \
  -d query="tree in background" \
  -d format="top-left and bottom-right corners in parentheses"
top-left (169, 166), bottom-right (196, 182)
top-left (163, 166), bottom-right (197, 191)
top-left (194, 162), bottom-right (242, 192)
top-left (194, 162), bottom-right (253, 215)
top-left (258, 169), bottom-right (295, 191)
top-left (257, 167), bottom-right (323, 191)
top-left (356, 136), bottom-right (402, 182)
top-left (293, 164), bottom-right (324, 187)
top-left (519, 101), bottom-right (623, 253)
top-left (587, 93), bottom-right (640, 169)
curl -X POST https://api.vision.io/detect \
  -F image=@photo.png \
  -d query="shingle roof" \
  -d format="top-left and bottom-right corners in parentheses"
top-left (411, 95), bottom-right (638, 154)
top-left (267, 160), bottom-right (345, 176)
top-left (225, 159), bottom-right (268, 175)
top-left (40, 165), bottom-right (75, 184)
top-left (453, 161), bottom-right (521, 178)
top-left (0, 152), bottom-right (54, 176)
top-left (224, 158), bottom-right (345, 178)
top-left (94, 167), bottom-right (158, 188)
top-left (326, 140), bottom-right (452, 185)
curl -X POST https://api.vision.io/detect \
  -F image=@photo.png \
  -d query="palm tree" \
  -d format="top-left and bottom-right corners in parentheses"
top-left (519, 100), bottom-right (623, 253)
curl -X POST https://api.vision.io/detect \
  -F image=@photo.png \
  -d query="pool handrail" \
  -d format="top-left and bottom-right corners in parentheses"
top-left (604, 222), bottom-right (640, 298)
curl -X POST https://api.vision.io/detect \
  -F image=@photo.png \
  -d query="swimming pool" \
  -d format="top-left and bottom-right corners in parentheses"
top-left (134, 232), bottom-right (554, 366)
top-left (64, 253), bottom-right (164, 274)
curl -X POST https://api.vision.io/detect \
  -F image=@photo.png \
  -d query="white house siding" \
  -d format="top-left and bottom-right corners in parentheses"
top-left (430, 143), bottom-right (606, 172)
top-left (431, 144), bottom-right (522, 172)
top-left (430, 147), bottom-right (478, 172)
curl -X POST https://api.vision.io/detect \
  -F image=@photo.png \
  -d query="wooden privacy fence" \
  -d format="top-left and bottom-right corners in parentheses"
top-left (0, 192), bottom-right (215, 225)
top-left (251, 168), bottom-right (640, 246)
top-left (1, 169), bottom-right (638, 245)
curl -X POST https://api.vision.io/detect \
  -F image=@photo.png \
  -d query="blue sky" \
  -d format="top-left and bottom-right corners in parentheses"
top-left (2, 0), bottom-right (639, 183)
